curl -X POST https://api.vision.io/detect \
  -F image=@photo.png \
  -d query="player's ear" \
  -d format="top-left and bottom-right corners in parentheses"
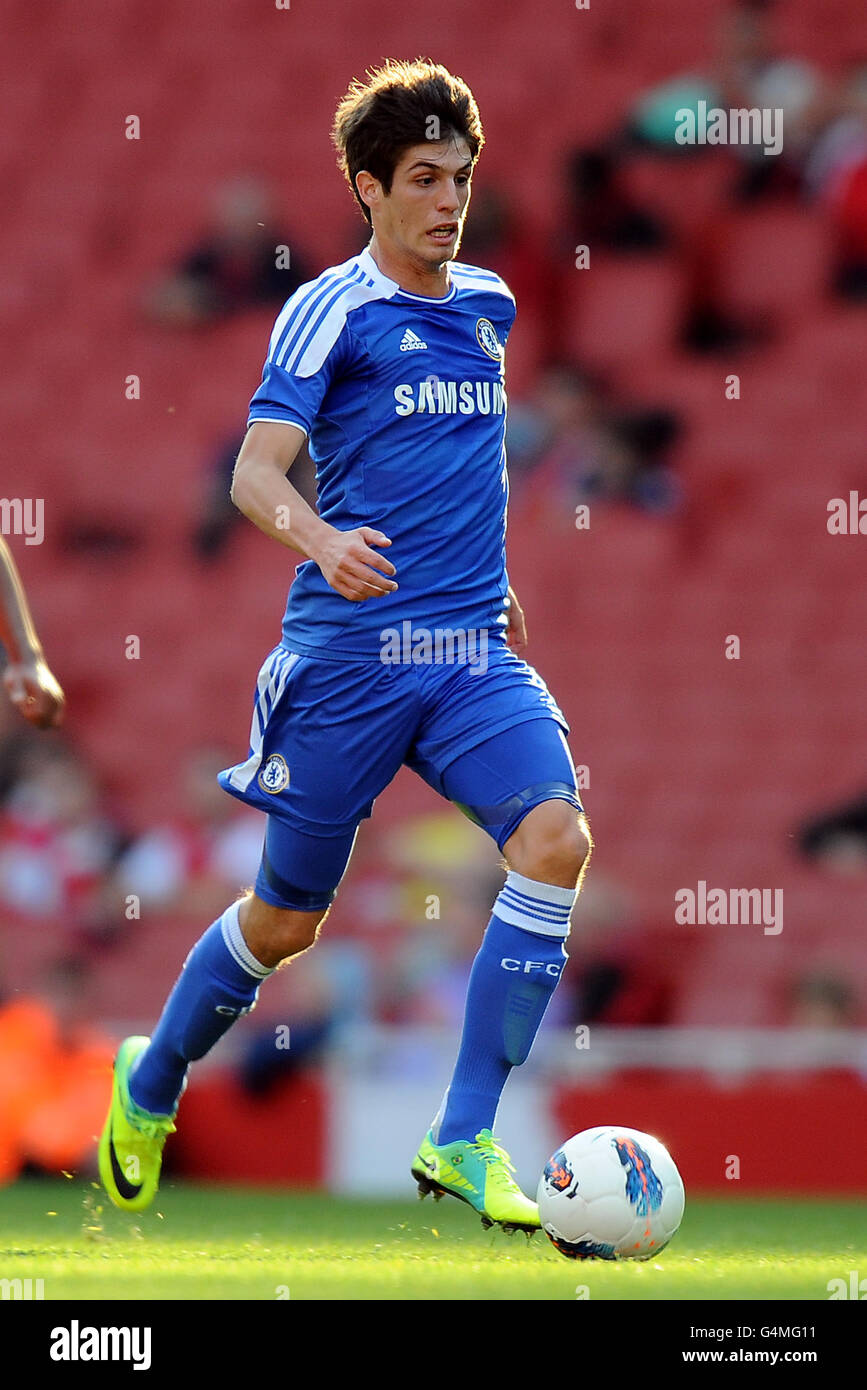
top-left (354, 170), bottom-right (379, 217)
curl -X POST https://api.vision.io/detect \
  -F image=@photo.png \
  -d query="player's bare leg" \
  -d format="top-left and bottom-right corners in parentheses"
top-left (502, 799), bottom-right (592, 888)
top-left (238, 892), bottom-right (327, 969)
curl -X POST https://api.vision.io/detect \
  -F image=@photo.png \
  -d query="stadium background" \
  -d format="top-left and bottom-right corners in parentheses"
top-left (0, 0), bottom-right (865, 1200)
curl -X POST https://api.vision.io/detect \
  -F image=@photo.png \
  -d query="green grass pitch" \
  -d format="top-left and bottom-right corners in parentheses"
top-left (1, 1178), bottom-right (864, 1300)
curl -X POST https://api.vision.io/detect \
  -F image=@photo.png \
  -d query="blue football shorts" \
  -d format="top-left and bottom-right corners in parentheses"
top-left (218, 638), bottom-right (585, 911)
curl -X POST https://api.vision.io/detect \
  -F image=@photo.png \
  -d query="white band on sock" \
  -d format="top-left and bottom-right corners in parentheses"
top-left (494, 870), bottom-right (576, 938)
top-left (220, 899), bottom-right (274, 980)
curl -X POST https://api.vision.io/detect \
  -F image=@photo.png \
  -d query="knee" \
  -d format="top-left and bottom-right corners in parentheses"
top-left (505, 803), bottom-right (593, 888)
top-left (538, 816), bottom-right (592, 886)
top-left (238, 891), bottom-right (327, 969)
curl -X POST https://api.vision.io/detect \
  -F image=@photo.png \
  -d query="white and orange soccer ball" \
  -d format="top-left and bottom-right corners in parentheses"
top-left (537, 1125), bottom-right (685, 1260)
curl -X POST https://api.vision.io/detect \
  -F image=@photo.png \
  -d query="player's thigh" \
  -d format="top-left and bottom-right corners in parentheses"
top-left (417, 716), bottom-right (586, 852)
top-left (451, 717), bottom-right (585, 850)
top-left (253, 815), bottom-right (359, 913)
top-left (407, 642), bottom-right (586, 851)
top-left (218, 647), bottom-right (419, 906)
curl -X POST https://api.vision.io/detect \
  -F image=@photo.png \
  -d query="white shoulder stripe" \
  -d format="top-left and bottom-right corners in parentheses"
top-left (266, 273), bottom-right (343, 362)
top-left (451, 260), bottom-right (503, 276)
top-left (450, 262), bottom-right (515, 301)
top-left (267, 254), bottom-right (397, 379)
top-left (275, 271), bottom-right (360, 369)
top-left (269, 263), bottom-right (364, 366)
top-left (285, 277), bottom-right (388, 377)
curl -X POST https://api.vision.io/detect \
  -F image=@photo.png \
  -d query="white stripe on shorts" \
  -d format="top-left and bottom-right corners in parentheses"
top-left (226, 648), bottom-right (300, 793)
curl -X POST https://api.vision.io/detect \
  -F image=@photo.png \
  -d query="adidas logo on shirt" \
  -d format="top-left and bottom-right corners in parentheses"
top-left (399, 328), bottom-right (428, 351)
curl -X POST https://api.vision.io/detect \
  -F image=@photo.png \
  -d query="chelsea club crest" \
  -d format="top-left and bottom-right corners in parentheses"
top-left (258, 753), bottom-right (290, 794)
top-left (476, 317), bottom-right (503, 360)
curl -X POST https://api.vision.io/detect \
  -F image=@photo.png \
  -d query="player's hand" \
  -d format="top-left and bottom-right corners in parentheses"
top-left (4, 658), bottom-right (66, 728)
top-left (505, 586), bottom-right (527, 651)
top-left (313, 526), bottom-right (398, 601)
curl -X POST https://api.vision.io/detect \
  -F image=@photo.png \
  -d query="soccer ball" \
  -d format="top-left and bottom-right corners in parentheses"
top-left (537, 1125), bottom-right (685, 1260)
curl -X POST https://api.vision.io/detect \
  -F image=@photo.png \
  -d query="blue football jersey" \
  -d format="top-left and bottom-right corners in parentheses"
top-left (247, 245), bottom-right (516, 659)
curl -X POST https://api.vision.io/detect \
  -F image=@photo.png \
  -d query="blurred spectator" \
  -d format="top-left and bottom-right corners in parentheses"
top-left (564, 1), bottom-right (828, 352)
top-left (805, 61), bottom-right (867, 299)
top-left (798, 790), bottom-right (867, 874)
top-left (238, 938), bottom-right (371, 1095)
top-left (507, 363), bottom-right (682, 514)
top-left (143, 175), bottom-right (310, 327)
top-left (112, 745), bottom-right (265, 918)
top-left (555, 873), bottom-right (681, 1027)
top-left (456, 184), bottom-right (568, 393)
top-left (566, 143), bottom-right (668, 253)
top-left (623, 3), bottom-right (820, 193)
top-left (458, 185), bottom-right (562, 331)
top-left (0, 722), bottom-right (43, 802)
top-left (716, 0), bottom-right (822, 201)
top-left (0, 955), bottom-right (114, 1183)
top-left (0, 738), bottom-right (124, 948)
top-left (788, 970), bottom-right (859, 1028)
top-left (565, 135), bottom-right (766, 356)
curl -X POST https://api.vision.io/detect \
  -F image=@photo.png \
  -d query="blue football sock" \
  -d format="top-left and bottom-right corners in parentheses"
top-left (434, 871), bottom-right (576, 1145)
top-left (128, 899), bottom-right (273, 1116)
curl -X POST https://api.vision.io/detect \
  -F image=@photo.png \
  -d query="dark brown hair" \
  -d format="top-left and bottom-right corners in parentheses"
top-left (332, 58), bottom-right (484, 224)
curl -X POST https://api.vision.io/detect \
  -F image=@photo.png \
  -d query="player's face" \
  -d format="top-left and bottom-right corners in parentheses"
top-left (375, 135), bottom-right (474, 269)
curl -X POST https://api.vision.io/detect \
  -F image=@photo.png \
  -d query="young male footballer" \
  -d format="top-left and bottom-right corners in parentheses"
top-left (0, 535), bottom-right (65, 729)
top-left (100, 59), bottom-right (592, 1231)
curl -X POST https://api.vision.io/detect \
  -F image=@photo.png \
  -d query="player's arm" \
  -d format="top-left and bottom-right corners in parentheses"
top-left (505, 584), bottom-right (527, 651)
top-left (230, 421), bottom-right (398, 601)
top-left (0, 536), bottom-right (65, 728)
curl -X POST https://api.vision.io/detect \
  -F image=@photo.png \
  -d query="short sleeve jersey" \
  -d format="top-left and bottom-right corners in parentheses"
top-left (248, 245), bottom-right (516, 659)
